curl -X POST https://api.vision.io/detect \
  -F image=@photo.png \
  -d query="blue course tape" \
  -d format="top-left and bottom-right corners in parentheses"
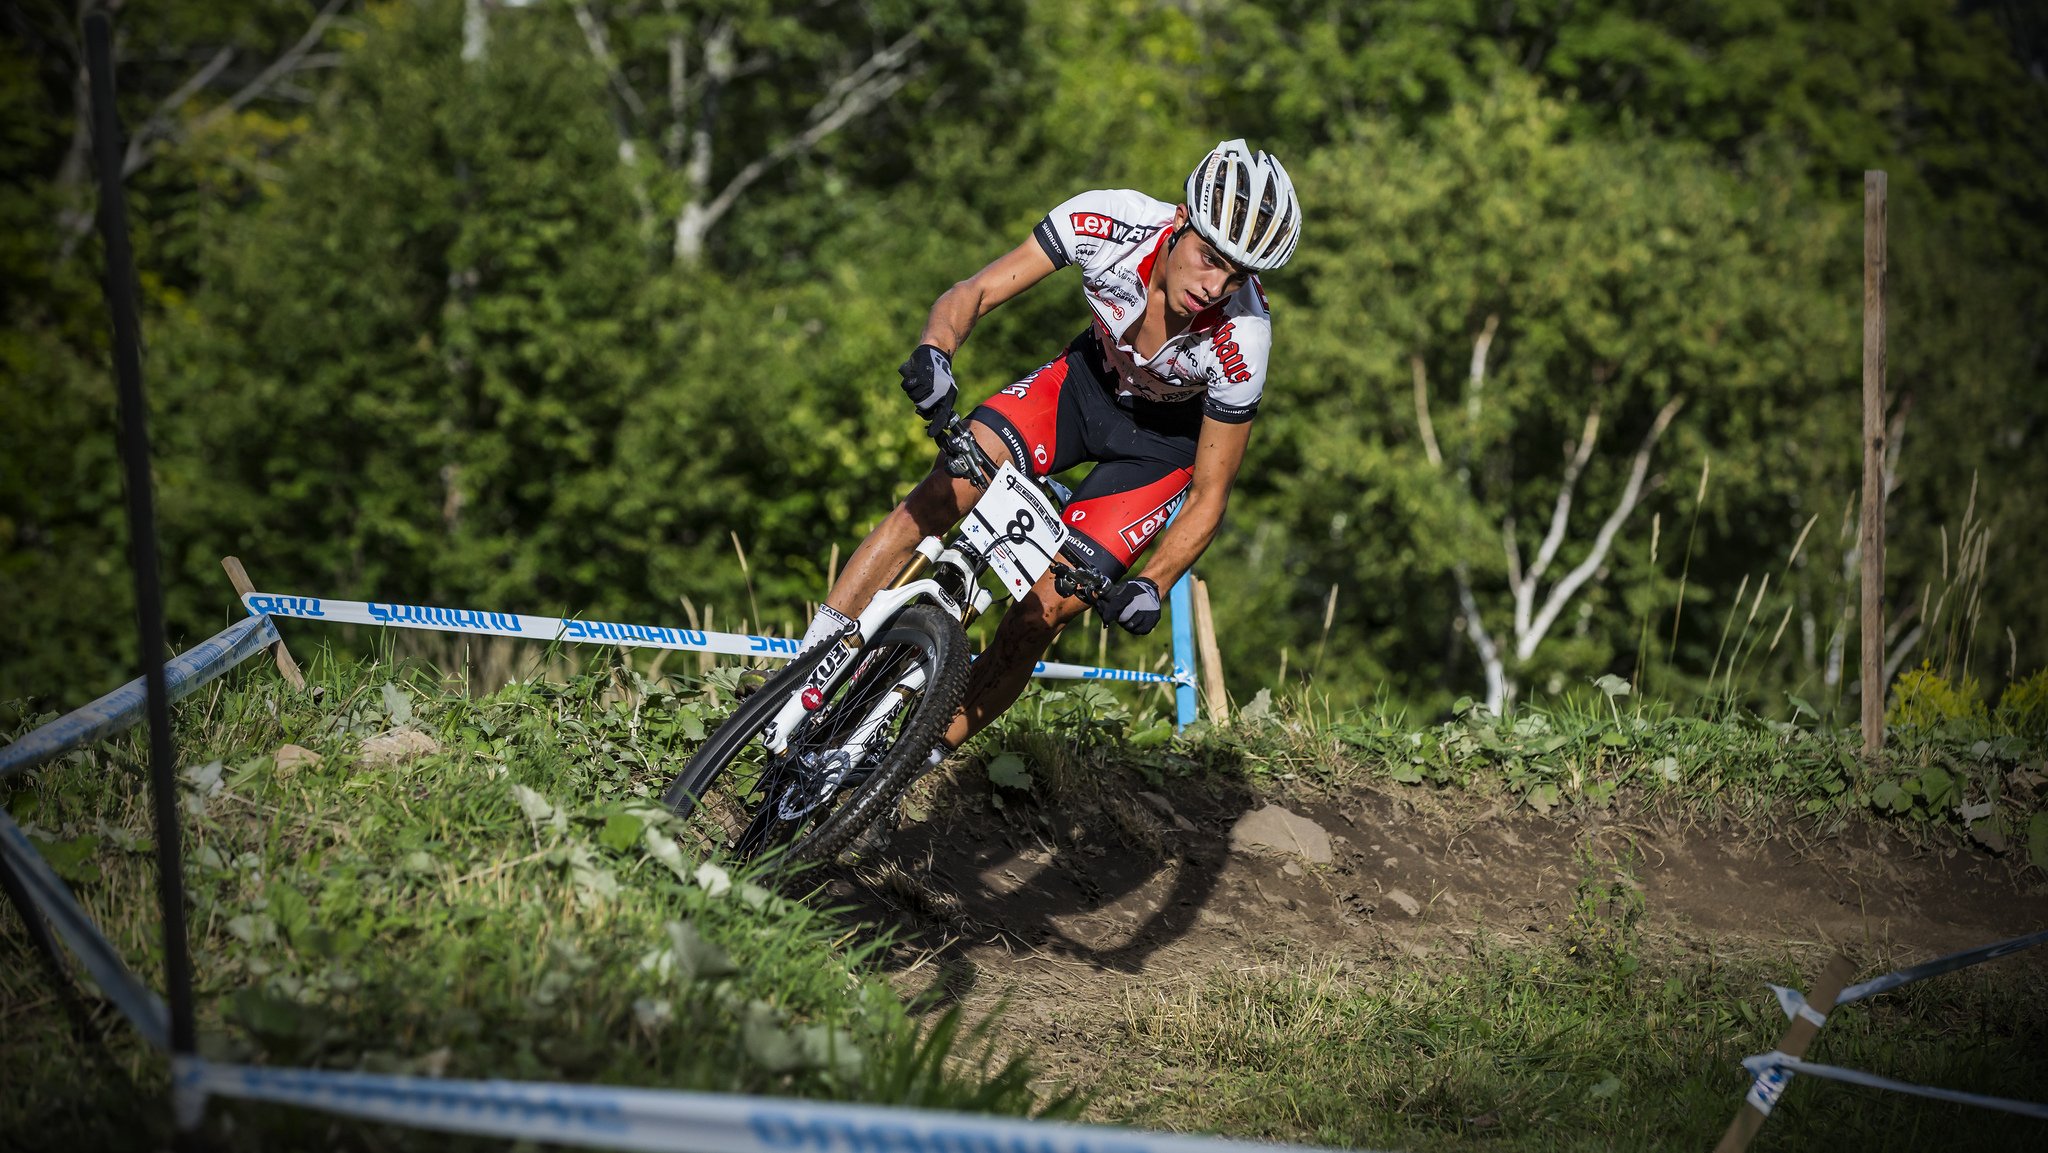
top-left (173, 1057), bottom-right (1386, 1153)
top-left (1769, 930), bottom-right (2048, 1026)
top-left (0, 807), bottom-right (169, 1050)
top-left (1838, 929), bottom-right (2048, 1005)
top-left (0, 614), bottom-right (279, 781)
top-left (243, 590), bottom-right (1175, 685)
top-left (1741, 1051), bottom-right (2048, 1121)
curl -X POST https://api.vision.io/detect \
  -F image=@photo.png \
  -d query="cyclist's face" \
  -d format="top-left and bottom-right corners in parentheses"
top-left (1163, 211), bottom-right (1251, 317)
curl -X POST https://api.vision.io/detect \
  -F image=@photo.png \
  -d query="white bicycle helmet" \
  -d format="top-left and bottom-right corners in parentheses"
top-left (1183, 138), bottom-right (1301, 272)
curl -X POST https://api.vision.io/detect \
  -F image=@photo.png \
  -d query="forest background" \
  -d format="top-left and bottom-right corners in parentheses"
top-left (4, 0), bottom-right (2044, 725)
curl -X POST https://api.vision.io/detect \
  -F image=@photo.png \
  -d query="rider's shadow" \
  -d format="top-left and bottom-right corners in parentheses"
top-left (846, 739), bottom-right (1264, 977)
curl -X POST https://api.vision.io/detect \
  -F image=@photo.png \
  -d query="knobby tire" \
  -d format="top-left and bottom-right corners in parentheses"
top-left (663, 604), bottom-right (968, 864)
top-left (659, 642), bottom-right (837, 819)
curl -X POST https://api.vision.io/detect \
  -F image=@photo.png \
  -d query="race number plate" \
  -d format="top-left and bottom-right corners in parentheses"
top-left (959, 462), bottom-right (1067, 600)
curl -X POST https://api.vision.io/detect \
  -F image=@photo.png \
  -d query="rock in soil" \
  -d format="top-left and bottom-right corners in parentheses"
top-left (1229, 804), bottom-right (1333, 864)
top-left (359, 727), bottom-right (440, 767)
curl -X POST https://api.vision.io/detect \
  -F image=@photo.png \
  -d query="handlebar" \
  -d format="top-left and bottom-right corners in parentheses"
top-left (929, 412), bottom-right (1111, 606)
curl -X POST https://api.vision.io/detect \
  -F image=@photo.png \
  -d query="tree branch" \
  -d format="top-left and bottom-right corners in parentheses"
top-left (124, 0), bottom-right (350, 178)
top-left (1527, 406), bottom-right (1601, 582)
top-left (1464, 312), bottom-right (1500, 424)
top-left (1411, 353), bottom-right (1443, 469)
top-left (1516, 396), bottom-right (1685, 662)
top-left (175, 0), bottom-right (348, 155)
top-left (120, 45), bottom-right (235, 176)
top-left (572, 0), bottom-right (648, 122)
top-left (674, 26), bottom-right (920, 261)
top-left (1502, 515), bottom-right (1523, 594)
top-left (1455, 564), bottom-right (1507, 715)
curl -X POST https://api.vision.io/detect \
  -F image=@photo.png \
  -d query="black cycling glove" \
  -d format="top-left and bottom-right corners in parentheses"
top-left (1102, 576), bottom-right (1163, 636)
top-left (898, 344), bottom-right (958, 419)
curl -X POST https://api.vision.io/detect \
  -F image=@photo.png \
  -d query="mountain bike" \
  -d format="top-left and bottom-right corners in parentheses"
top-left (659, 412), bottom-right (1108, 863)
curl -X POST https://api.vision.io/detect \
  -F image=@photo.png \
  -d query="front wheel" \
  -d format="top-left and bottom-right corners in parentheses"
top-left (670, 604), bottom-right (970, 864)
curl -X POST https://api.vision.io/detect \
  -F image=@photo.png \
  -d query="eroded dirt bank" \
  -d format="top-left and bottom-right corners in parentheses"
top-left (822, 769), bottom-right (2048, 1113)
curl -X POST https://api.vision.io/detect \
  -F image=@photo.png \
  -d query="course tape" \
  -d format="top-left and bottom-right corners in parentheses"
top-left (241, 593), bottom-right (1175, 685)
top-left (173, 1058), bottom-right (1386, 1153)
top-left (0, 614), bottom-right (279, 781)
top-left (1769, 929), bottom-right (2048, 1026)
top-left (0, 807), bottom-right (170, 1050)
top-left (1740, 1051), bottom-right (2048, 1121)
top-left (1837, 928), bottom-right (2048, 1005)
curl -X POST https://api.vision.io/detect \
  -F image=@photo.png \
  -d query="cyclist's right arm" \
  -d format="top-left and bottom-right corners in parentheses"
top-left (916, 238), bottom-right (1059, 355)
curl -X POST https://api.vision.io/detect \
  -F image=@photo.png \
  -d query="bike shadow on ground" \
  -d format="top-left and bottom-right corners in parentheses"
top-left (820, 741), bottom-right (1270, 1001)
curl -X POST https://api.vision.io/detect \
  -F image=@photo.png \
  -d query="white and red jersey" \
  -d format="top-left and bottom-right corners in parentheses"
top-left (1032, 188), bottom-right (1271, 424)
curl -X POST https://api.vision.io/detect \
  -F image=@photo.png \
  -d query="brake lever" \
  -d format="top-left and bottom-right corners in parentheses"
top-left (930, 412), bottom-right (991, 488)
top-left (1052, 565), bottom-right (1109, 605)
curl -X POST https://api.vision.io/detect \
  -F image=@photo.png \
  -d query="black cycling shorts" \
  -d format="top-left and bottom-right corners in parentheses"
top-left (969, 328), bottom-right (1201, 580)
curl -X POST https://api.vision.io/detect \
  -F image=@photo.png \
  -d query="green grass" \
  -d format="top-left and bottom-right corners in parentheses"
top-left (7, 650), bottom-right (2044, 1151)
top-left (1100, 938), bottom-right (2048, 1152)
top-left (2, 651), bottom-right (1069, 1149)
top-left (974, 676), bottom-right (2046, 863)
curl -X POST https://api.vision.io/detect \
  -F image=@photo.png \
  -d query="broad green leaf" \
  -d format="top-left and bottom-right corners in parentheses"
top-left (38, 834), bottom-right (101, 884)
top-left (1871, 781), bottom-right (1911, 814)
top-left (511, 784), bottom-right (567, 835)
top-left (380, 682), bottom-right (412, 726)
top-left (1593, 675), bottom-right (1631, 698)
top-left (667, 920), bottom-right (737, 981)
top-left (694, 861), bottom-right (732, 897)
top-left (643, 826), bottom-right (689, 881)
top-left (1915, 766), bottom-right (1955, 810)
top-left (1128, 719), bottom-right (1173, 749)
top-left (599, 813), bottom-right (644, 853)
top-left (986, 753), bottom-right (1034, 790)
top-left (743, 1003), bottom-right (808, 1072)
top-left (267, 881), bottom-right (313, 943)
top-left (2029, 813), bottom-right (2048, 873)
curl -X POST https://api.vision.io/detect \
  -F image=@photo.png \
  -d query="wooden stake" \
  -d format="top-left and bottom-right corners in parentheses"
top-left (220, 556), bottom-right (307, 690)
top-left (1714, 953), bottom-right (1858, 1153)
top-left (1860, 171), bottom-right (1888, 764)
top-left (1192, 576), bottom-right (1229, 726)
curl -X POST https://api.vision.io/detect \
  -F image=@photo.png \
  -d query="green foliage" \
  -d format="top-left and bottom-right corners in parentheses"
top-left (1888, 661), bottom-right (1990, 730)
top-left (1561, 841), bottom-right (1646, 980)
top-left (1998, 670), bottom-right (2048, 745)
top-left (3, 0), bottom-right (2044, 729)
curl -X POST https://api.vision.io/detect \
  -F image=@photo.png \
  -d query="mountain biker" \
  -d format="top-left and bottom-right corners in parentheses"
top-left (793, 139), bottom-right (1301, 766)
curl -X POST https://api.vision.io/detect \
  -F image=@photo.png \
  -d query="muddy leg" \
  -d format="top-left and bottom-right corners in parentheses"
top-left (941, 579), bottom-right (1091, 749)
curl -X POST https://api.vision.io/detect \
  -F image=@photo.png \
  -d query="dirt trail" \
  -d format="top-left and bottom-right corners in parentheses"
top-left (825, 771), bottom-right (2048, 1077)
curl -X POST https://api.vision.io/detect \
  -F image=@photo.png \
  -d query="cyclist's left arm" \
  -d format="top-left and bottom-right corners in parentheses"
top-left (1131, 416), bottom-right (1253, 591)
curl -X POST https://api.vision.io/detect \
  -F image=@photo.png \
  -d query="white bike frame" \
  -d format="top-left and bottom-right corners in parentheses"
top-left (758, 543), bottom-right (995, 758)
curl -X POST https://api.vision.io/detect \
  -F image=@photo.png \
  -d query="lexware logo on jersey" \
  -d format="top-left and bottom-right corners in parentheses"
top-left (1069, 212), bottom-right (1161, 246)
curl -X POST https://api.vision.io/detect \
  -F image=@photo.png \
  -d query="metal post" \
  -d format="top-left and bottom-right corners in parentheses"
top-left (1169, 574), bottom-right (1197, 731)
top-left (86, 5), bottom-right (198, 1074)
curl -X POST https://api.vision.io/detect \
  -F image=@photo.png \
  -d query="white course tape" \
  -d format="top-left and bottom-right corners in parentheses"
top-left (1740, 1051), bottom-right (2048, 1121)
top-left (174, 1058), bottom-right (1383, 1153)
top-left (243, 593), bottom-right (1176, 685)
top-left (1766, 985), bottom-right (1828, 1027)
